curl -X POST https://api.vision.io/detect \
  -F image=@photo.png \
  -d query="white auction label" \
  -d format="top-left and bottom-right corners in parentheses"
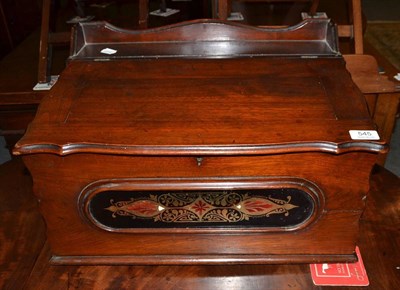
top-left (100, 48), bottom-right (117, 55)
top-left (349, 130), bottom-right (380, 140)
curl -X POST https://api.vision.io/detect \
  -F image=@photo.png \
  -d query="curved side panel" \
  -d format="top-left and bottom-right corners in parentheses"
top-left (78, 177), bottom-right (324, 234)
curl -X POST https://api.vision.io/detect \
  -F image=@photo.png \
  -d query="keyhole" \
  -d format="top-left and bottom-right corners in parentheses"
top-left (196, 157), bottom-right (203, 167)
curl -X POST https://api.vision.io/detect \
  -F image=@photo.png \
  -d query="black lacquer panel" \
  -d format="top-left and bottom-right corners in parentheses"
top-left (87, 188), bottom-right (315, 230)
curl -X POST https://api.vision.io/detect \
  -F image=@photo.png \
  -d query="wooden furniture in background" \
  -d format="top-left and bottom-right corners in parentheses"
top-left (0, 0), bottom-right (209, 152)
top-left (0, 32), bottom-right (44, 151)
top-left (36, 0), bottom-right (73, 88)
top-left (361, 43), bottom-right (400, 165)
top-left (335, 0), bottom-right (364, 54)
top-left (35, 0), bottom-right (207, 86)
top-left (336, 0), bottom-right (400, 165)
top-left (0, 1), bottom-right (42, 150)
top-left (14, 18), bottom-right (387, 265)
top-left (0, 0), bottom-right (41, 59)
top-left (139, 0), bottom-right (149, 28)
top-left (215, 0), bottom-right (320, 21)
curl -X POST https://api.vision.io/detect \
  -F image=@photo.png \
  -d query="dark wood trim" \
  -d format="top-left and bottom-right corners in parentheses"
top-left (50, 253), bottom-right (357, 265)
top-left (13, 140), bottom-right (388, 156)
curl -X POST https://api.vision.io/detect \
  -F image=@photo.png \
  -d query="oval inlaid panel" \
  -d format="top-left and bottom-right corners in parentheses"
top-left (80, 178), bottom-right (322, 233)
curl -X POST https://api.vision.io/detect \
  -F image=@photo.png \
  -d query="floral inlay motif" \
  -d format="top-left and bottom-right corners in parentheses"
top-left (105, 191), bottom-right (298, 223)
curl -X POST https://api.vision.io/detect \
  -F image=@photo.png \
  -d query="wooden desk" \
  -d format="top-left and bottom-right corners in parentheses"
top-left (1, 158), bottom-right (398, 289)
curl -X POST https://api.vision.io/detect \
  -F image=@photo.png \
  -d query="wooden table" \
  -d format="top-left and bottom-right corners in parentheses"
top-left (1, 157), bottom-right (399, 289)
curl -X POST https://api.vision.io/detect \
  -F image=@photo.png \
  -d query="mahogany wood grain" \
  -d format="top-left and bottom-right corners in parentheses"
top-left (0, 158), bottom-right (46, 289)
top-left (1, 159), bottom-right (398, 289)
top-left (1, 1), bottom-right (397, 175)
top-left (344, 54), bottom-right (399, 94)
top-left (13, 19), bottom-right (388, 265)
top-left (19, 151), bottom-right (371, 263)
top-left (14, 57), bottom-right (386, 156)
top-left (349, 0), bottom-right (363, 54)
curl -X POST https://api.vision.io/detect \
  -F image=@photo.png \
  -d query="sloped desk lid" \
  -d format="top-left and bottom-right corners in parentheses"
top-left (14, 19), bottom-right (387, 156)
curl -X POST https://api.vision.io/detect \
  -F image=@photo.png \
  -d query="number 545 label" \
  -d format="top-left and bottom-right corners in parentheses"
top-left (349, 130), bottom-right (380, 140)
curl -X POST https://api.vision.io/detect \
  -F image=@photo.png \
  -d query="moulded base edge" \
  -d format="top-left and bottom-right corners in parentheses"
top-left (50, 253), bottom-right (357, 265)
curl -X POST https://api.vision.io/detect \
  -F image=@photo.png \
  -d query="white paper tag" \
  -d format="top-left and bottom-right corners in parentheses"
top-left (100, 48), bottom-right (117, 55)
top-left (227, 12), bottom-right (244, 21)
top-left (349, 130), bottom-right (380, 140)
top-left (150, 8), bottom-right (180, 17)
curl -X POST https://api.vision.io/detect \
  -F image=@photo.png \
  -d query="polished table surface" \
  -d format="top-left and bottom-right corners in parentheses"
top-left (0, 158), bottom-right (399, 289)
